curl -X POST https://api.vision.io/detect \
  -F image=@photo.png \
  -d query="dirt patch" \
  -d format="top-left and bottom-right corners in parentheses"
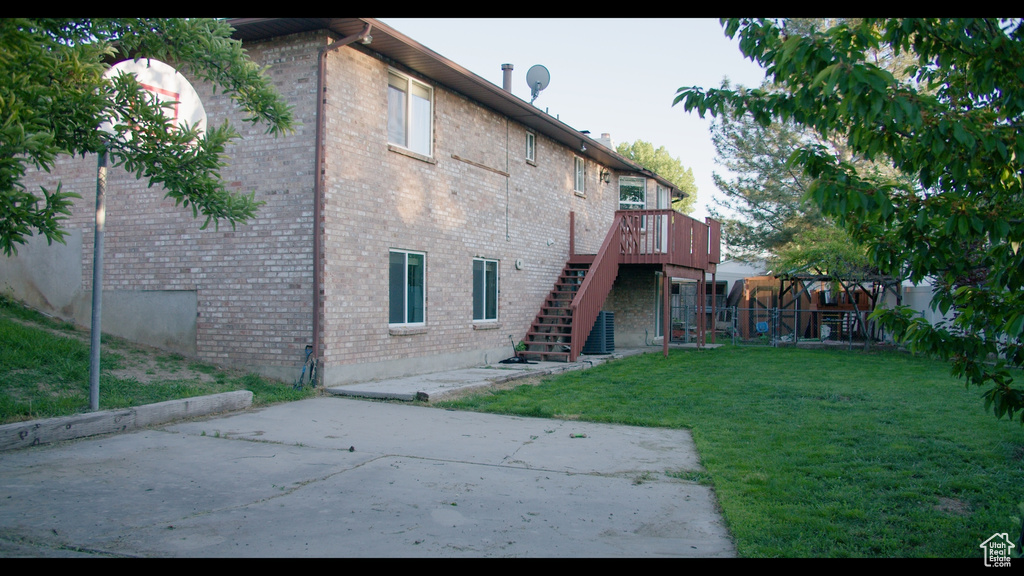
top-left (431, 375), bottom-right (546, 402)
top-left (932, 496), bottom-right (971, 515)
top-left (4, 314), bottom-right (81, 341)
top-left (1013, 445), bottom-right (1024, 461)
top-left (4, 312), bottom-right (239, 385)
top-left (108, 358), bottom-right (220, 385)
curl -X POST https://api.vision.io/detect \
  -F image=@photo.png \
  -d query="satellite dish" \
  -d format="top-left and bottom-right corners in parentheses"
top-left (525, 64), bottom-right (550, 104)
top-left (100, 58), bottom-right (208, 141)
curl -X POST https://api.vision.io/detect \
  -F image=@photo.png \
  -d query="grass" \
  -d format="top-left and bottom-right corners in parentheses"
top-left (5, 293), bottom-right (1022, 556)
top-left (0, 296), bottom-right (316, 425)
top-left (436, 345), bottom-right (1024, 558)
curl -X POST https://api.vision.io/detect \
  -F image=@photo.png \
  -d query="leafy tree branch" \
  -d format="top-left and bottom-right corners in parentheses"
top-left (0, 18), bottom-right (294, 255)
top-left (675, 18), bottom-right (1024, 423)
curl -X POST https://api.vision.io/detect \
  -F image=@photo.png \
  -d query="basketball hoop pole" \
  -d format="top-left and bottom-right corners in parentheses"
top-left (88, 147), bottom-right (107, 411)
top-left (88, 59), bottom-right (207, 411)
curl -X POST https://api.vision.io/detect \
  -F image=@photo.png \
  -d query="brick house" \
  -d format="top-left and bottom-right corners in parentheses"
top-left (0, 18), bottom-right (720, 385)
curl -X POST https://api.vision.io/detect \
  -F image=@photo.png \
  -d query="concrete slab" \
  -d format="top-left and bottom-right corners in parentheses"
top-left (0, 391), bottom-right (253, 451)
top-left (0, 397), bottom-right (735, 558)
top-left (326, 349), bottom-right (646, 401)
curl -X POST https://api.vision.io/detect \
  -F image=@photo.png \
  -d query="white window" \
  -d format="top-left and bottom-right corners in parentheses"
top-left (657, 185), bottom-right (670, 209)
top-left (526, 132), bottom-right (536, 163)
top-left (574, 156), bottom-right (585, 194)
top-left (655, 184), bottom-right (670, 251)
top-left (389, 250), bottom-right (425, 325)
top-left (387, 70), bottom-right (433, 156)
top-left (472, 259), bottom-right (499, 321)
top-left (619, 176), bottom-right (647, 210)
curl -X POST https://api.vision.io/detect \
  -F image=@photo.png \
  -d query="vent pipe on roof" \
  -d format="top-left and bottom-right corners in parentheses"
top-left (502, 63), bottom-right (513, 93)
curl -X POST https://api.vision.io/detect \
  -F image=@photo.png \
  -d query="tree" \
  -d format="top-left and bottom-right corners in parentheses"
top-left (616, 140), bottom-right (698, 214)
top-left (707, 81), bottom-right (826, 261)
top-left (675, 18), bottom-right (1024, 422)
top-left (0, 18), bottom-right (294, 256)
top-left (708, 18), bottom-right (918, 264)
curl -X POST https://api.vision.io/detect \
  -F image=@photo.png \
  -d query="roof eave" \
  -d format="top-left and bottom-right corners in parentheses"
top-left (227, 17), bottom-right (677, 190)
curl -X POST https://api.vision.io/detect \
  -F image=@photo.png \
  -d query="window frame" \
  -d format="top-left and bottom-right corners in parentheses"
top-left (472, 258), bottom-right (499, 322)
top-left (618, 175), bottom-right (647, 211)
top-left (657, 184), bottom-right (670, 209)
top-left (525, 132), bottom-right (536, 164)
top-left (574, 156), bottom-right (586, 195)
top-left (387, 69), bottom-right (434, 157)
top-left (389, 249), bottom-right (426, 326)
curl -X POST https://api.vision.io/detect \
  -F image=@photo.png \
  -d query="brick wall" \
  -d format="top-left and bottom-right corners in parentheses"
top-left (10, 31), bottom-right (325, 378)
top-left (318, 45), bottom-right (623, 382)
top-left (604, 267), bottom-right (661, 347)
top-left (8, 29), bottom-right (662, 383)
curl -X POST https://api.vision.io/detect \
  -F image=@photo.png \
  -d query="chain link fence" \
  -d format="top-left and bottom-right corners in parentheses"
top-left (671, 305), bottom-right (875, 348)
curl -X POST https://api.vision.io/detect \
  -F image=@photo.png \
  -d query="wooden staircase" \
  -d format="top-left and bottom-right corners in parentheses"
top-left (519, 262), bottom-right (590, 361)
top-left (517, 209), bottom-right (721, 362)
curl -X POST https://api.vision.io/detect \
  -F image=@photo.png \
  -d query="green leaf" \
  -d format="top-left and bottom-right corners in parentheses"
top-left (0, 18), bottom-right (294, 254)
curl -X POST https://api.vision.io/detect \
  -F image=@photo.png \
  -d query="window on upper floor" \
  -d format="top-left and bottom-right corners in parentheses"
top-left (657, 184), bottom-right (671, 210)
top-left (472, 258), bottom-right (498, 321)
top-left (389, 249), bottom-right (425, 325)
top-left (526, 132), bottom-right (536, 164)
top-left (619, 176), bottom-right (647, 210)
top-left (574, 156), bottom-right (585, 194)
top-left (387, 69), bottom-right (433, 157)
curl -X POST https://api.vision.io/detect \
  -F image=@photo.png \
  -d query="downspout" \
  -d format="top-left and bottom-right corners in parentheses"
top-left (313, 23), bottom-right (372, 372)
top-left (502, 64), bottom-right (512, 242)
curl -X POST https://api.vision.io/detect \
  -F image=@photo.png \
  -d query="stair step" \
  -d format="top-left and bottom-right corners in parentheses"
top-left (542, 299), bottom-right (570, 305)
top-left (529, 325), bottom-right (571, 333)
top-left (524, 332), bottom-right (573, 340)
top-left (528, 323), bottom-right (569, 332)
top-left (520, 260), bottom-right (592, 363)
top-left (522, 347), bottom-right (570, 356)
top-left (524, 339), bottom-right (571, 347)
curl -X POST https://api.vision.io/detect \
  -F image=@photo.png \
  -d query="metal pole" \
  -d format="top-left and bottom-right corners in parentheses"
top-left (89, 148), bottom-right (107, 411)
top-left (711, 271), bottom-right (717, 344)
top-left (732, 306), bottom-right (737, 346)
top-left (662, 270), bottom-right (670, 358)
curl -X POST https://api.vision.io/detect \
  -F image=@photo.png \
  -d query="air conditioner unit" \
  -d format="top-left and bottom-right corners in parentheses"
top-left (582, 311), bottom-right (614, 354)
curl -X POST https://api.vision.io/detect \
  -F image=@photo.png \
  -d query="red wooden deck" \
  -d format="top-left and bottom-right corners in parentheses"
top-left (522, 210), bottom-right (721, 362)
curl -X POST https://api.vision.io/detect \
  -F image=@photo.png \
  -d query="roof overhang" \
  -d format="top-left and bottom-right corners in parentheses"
top-left (227, 18), bottom-right (682, 194)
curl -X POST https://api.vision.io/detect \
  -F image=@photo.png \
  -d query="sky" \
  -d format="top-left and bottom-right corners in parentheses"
top-left (379, 18), bottom-right (770, 220)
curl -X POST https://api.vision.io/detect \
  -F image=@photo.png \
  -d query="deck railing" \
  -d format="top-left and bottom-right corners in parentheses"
top-left (616, 209), bottom-right (717, 267)
top-left (566, 210), bottom-right (721, 360)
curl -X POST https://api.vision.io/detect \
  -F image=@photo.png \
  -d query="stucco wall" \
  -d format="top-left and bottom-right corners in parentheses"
top-left (0, 229), bottom-right (83, 317)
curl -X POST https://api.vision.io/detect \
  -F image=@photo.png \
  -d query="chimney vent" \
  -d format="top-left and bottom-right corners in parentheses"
top-left (502, 64), bottom-right (514, 92)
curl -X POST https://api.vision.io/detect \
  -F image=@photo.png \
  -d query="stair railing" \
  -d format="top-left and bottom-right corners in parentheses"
top-left (568, 212), bottom-right (624, 361)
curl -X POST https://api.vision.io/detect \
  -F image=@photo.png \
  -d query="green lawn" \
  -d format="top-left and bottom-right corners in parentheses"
top-left (5, 292), bottom-right (1022, 557)
top-left (0, 297), bottom-right (314, 424)
top-left (437, 346), bottom-right (1024, 558)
